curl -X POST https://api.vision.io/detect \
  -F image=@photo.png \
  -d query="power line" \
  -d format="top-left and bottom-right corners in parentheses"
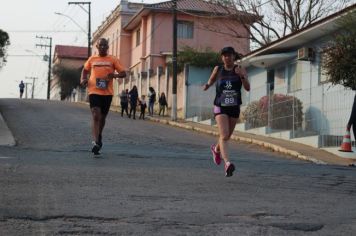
top-left (7, 30), bottom-right (83, 33)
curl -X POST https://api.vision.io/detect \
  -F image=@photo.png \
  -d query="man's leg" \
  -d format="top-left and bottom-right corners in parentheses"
top-left (91, 107), bottom-right (102, 144)
top-left (90, 107), bottom-right (102, 155)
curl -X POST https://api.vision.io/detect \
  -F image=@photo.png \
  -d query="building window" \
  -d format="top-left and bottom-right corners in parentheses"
top-left (136, 28), bottom-right (141, 46)
top-left (319, 52), bottom-right (330, 83)
top-left (288, 62), bottom-right (302, 92)
top-left (178, 21), bottom-right (194, 39)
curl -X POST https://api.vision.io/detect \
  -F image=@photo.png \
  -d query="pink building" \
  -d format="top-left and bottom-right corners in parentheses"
top-left (92, 0), bottom-right (252, 110)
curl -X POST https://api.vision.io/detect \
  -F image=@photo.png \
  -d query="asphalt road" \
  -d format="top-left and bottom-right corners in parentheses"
top-left (0, 99), bottom-right (356, 236)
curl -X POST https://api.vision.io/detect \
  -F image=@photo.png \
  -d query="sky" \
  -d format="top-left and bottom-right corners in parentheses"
top-left (0, 0), bottom-right (163, 99)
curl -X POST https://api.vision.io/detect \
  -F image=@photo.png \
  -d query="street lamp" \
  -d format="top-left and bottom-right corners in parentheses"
top-left (54, 12), bottom-right (87, 34)
top-left (68, 2), bottom-right (91, 58)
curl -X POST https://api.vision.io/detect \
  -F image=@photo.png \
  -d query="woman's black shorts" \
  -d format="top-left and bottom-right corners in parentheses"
top-left (213, 105), bottom-right (240, 118)
top-left (89, 94), bottom-right (113, 115)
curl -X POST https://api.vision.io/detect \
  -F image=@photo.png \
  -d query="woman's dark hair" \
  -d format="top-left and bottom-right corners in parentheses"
top-left (220, 46), bottom-right (243, 61)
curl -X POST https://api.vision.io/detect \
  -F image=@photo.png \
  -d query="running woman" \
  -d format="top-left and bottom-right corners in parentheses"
top-left (80, 38), bottom-right (126, 156)
top-left (203, 46), bottom-right (250, 177)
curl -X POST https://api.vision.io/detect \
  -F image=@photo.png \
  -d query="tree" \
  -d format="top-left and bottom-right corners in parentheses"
top-left (322, 11), bottom-right (356, 134)
top-left (322, 11), bottom-right (356, 90)
top-left (52, 65), bottom-right (81, 100)
top-left (167, 46), bottom-right (221, 73)
top-left (0, 29), bottom-right (10, 69)
top-left (207, 0), bottom-right (351, 48)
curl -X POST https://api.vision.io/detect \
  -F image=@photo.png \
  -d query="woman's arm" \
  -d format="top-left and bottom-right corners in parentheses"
top-left (203, 66), bottom-right (219, 91)
top-left (235, 66), bottom-right (250, 91)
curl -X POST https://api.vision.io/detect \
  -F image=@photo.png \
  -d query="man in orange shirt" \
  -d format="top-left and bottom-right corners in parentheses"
top-left (80, 38), bottom-right (126, 156)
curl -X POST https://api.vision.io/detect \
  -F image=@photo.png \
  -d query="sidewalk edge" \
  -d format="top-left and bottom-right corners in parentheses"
top-left (148, 117), bottom-right (327, 165)
top-left (80, 102), bottom-right (327, 165)
top-left (0, 112), bottom-right (16, 146)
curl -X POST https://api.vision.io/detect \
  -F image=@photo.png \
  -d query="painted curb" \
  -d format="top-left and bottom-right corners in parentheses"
top-left (147, 117), bottom-right (327, 165)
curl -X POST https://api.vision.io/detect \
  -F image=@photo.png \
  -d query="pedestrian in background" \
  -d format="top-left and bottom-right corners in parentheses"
top-left (72, 88), bottom-right (77, 102)
top-left (19, 80), bottom-right (25, 99)
top-left (129, 85), bottom-right (138, 120)
top-left (80, 38), bottom-right (126, 156)
top-left (139, 95), bottom-right (147, 120)
top-left (120, 89), bottom-right (129, 117)
top-left (347, 93), bottom-right (356, 141)
top-left (148, 87), bottom-right (156, 116)
top-left (203, 46), bottom-right (250, 177)
top-left (158, 92), bottom-right (168, 116)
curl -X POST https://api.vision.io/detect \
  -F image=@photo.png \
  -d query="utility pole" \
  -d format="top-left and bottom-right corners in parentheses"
top-left (24, 82), bottom-right (32, 99)
top-left (68, 1), bottom-right (91, 57)
top-left (36, 36), bottom-right (52, 100)
top-left (171, 0), bottom-right (178, 121)
top-left (25, 76), bottom-right (38, 99)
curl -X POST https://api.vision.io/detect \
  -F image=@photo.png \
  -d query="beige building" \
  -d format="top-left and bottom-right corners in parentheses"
top-left (51, 45), bottom-right (87, 100)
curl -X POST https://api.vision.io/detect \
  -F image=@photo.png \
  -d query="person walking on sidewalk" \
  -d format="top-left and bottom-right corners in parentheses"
top-left (203, 46), bottom-right (250, 177)
top-left (158, 92), bottom-right (168, 116)
top-left (129, 85), bottom-right (139, 119)
top-left (148, 87), bottom-right (156, 116)
top-left (139, 95), bottom-right (147, 120)
top-left (120, 89), bottom-right (129, 117)
top-left (72, 87), bottom-right (77, 101)
top-left (347, 93), bottom-right (356, 141)
top-left (80, 38), bottom-right (126, 156)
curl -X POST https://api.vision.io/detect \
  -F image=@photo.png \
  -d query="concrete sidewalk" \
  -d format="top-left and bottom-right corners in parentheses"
top-left (0, 112), bottom-right (16, 146)
top-left (107, 104), bottom-right (356, 166)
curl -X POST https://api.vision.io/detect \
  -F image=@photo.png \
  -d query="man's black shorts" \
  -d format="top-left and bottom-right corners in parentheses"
top-left (89, 94), bottom-right (113, 115)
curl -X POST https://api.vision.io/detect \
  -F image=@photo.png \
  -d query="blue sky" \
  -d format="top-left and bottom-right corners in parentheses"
top-left (0, 0), bottom-right (163, 99)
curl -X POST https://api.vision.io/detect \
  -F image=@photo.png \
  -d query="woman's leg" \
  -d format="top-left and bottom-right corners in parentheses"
top-left (215, 117), bottom-right (238, 151)
top-left (132, 105), bottom-right (136, 119)
top-left (150, 102), bottom-right (153, 115)
top-left (215, 114), bottom-right (231, 163)
top-left (228, 117), bottom-right (238, 137)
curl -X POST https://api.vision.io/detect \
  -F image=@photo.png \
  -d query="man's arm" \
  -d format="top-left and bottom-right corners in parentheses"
top-left (107, 71), bottom-right (127, 79)
top-left (80, 68), bottom-right (89, 87)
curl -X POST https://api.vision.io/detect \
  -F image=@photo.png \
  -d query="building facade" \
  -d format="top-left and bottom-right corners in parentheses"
top-left (239, 4), bottom-right (356, 148)
top-left (51, 45), bottom-right (87, 100)
top-left (91, 0), bottom-right (252, 108)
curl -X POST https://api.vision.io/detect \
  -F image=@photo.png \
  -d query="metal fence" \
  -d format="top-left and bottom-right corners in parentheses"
top-left (242, 83), bottom-right (355, 148)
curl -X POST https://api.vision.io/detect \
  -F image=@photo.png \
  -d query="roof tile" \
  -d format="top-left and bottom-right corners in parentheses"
top-left (147, 0), bottom-right (234, 15)
top-left (54, 45), bottom-right (88, 59)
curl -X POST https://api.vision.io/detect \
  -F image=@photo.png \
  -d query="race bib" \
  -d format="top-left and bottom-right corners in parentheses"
top-left (96, 78), bottom-right (108, 89)
top-left (220, 90), bottom-right (238, 107)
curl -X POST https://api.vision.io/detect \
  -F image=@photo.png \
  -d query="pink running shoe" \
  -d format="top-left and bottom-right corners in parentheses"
top-left (210, 144), bottom-right (221, 165)
top-left (225, 162), bottom-right (235, 177)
